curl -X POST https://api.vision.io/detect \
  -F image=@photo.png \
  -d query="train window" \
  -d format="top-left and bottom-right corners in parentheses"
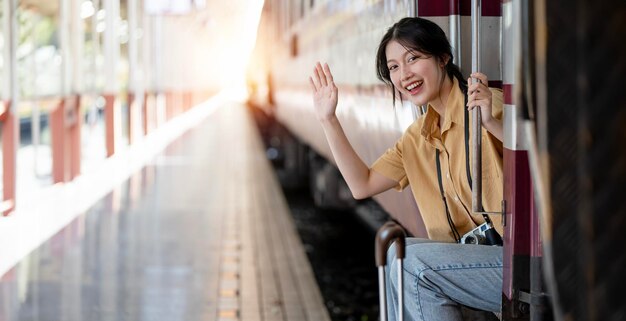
top-left (290, 34), bottom-right (298, 57)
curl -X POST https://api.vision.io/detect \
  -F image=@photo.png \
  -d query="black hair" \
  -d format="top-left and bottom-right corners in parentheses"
top-left (375, 17), bottom-right (467, 106)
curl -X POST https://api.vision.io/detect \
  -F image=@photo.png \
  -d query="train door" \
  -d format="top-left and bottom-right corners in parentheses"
top-left (415, 1), bottom-right (548, 319)
top-left (417, 1), bottom-right (533, 320)
top-left (527, 0), bottom-right (626, 320)
top-left (505, 0), bottom-right (626, 320)
top-left (501, 0), bottom-right (541, 319)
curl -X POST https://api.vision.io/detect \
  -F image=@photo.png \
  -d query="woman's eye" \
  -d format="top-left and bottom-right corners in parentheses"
top-left (388, 65), bottom-right (398, 71)
top-left (408, 55), bottom-right (418, 62)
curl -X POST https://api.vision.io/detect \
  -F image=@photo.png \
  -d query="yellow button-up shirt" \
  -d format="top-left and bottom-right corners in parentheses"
top-left (372, 79), bottom-right (504, 242)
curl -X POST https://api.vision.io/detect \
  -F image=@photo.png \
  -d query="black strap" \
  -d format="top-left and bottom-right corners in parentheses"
top-left (435, 91), bottom-right (496, 241)
top-left (464, 96), bottom-right (491, 225)
top-left (436, 149), bottom-right (461, 242)
top-left (464, 98), bottom-right (473, 189)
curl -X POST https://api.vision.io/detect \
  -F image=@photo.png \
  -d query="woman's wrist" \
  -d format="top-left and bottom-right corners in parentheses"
top-left (482, 115), bottom-right (497, 131)
top-left (319, 114), bottom-right (339, 125)
top-left (482, 115), bottom-right (504, 142)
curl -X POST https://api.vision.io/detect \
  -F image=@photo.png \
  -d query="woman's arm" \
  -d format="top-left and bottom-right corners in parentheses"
top-left (481, 114), bottom-right (503, 142)
top-left (310, 62), bottom-right (398, 199)
top-left (467, 72), bottom-right (503, 142)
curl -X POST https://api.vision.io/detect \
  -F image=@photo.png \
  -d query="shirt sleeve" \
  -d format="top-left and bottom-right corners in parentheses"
top-left (371, 137), bottom-right (409, 191)
top-left (490, 88), bottom-right (504, 121)
top-left (488, 88), bottom-right (504, 157)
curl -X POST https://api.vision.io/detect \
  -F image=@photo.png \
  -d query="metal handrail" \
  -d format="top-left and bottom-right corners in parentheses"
top-left (471, 0), bottom-right (483, 213)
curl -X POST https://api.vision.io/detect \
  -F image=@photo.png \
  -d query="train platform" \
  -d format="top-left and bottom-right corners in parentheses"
top-left (0, 95), bottom-right (331, 321)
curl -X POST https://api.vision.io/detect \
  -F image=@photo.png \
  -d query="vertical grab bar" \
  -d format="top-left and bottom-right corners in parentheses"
top-left (471, 0), bottom-right (483, 213)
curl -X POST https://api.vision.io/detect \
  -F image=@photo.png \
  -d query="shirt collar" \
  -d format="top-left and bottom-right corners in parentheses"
top-left (420, 78), bottom-right (465, 140)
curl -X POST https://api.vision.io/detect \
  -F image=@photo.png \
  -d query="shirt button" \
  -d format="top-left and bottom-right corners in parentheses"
top-left (446, 172), bottom-right (450, 179)
top-left (454, 196), bottom-right (460, 202)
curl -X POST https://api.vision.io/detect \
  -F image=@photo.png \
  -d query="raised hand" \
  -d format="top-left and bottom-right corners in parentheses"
top-left (309, 62), bottom-right (338, 122)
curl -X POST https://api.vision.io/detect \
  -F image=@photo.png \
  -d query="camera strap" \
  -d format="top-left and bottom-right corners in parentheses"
top-left (435, 90), bottom-right (498, 243)
top-left (436, 149), bottom-right (461, 242)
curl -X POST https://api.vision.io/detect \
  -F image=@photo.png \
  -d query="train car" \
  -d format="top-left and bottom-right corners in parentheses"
top-left (248, 0), bottom-right (503, 243)
top-left (248, 0), bottom-right (626, 320)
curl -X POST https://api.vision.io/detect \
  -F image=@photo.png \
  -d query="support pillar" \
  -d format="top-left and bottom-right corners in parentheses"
top-left (69, 96), bottom-right (82, 179)
top-left (50, 96), bottom-right (81, 183)
top-left (127, 92), bottom-right (137, 144)
top-left (1, 0), bottom-right (18, 215)
top-left (104, 94), bottom-right (117, 157)
top-left (142, 92), bottom-right (150, 135)
top-left (103, 0), bottom-right (120, 155)
top-left (1, 101), bottom-right (17, 215)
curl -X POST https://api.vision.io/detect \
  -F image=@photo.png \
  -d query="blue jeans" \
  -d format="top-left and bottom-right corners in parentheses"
top-left (385, 238), bottom-right (503, 321)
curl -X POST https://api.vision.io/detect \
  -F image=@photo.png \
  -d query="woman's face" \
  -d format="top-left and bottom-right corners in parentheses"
top-left (385, 40), bottom-right (445, 106)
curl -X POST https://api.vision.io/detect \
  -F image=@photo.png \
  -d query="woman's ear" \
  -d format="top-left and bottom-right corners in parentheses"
top-left (440, 54), bottom-right (450, 67)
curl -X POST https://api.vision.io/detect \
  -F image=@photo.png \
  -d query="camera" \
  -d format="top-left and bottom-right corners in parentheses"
top-left (460, 222), bottom-right (490, 245)
top-left (460, 222), bottom-right (503, 246)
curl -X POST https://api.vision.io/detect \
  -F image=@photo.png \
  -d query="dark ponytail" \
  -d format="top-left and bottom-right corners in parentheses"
top-left (446, 60), bottom-right (467, 95)
top-left (376, 17), bottom-right (466, 105)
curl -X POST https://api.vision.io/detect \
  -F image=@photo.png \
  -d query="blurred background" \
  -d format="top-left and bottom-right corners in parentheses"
top-left (0, 0), bottom-right (263, 194)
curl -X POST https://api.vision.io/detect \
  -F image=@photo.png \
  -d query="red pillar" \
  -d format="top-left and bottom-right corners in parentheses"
top-left (184, 91), bottom-right (192, 111)
top-left (142, 92), bottom-right (149, 136)
top-left (50, 99), bottom-right (67, 183)
top-left (144, 92), bottom-right (156, 134)
top-left (176, 91), bottom-right (183, 115)
top-left (69, 96), bottom-right (82, 180)
top-left (104, 94), bottom-right (116, 157)
top-left (0, 100), bottom-right (17, 215)
top-left (165, 91), bottom-right (172, 121)
top-left (50, 96), bottom-right (82, 183)
top-left (128, 92), bottom-right (136, 144)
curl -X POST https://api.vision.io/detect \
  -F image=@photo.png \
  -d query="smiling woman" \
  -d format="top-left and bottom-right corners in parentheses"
top-left (308, 16), bottom-right (505, 321)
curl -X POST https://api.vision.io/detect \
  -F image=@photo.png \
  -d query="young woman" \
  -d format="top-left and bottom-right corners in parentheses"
top-left (309, 17), bottom-right (504, 321)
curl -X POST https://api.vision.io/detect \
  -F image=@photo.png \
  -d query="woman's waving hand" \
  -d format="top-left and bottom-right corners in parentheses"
top-left (309, 62), bottom-right (338, 122)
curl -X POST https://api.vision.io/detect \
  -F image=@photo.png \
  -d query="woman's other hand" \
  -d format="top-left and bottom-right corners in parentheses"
top-left (309, 62), bottom-right (338, 122)
top-left (466, 72), bottom-right (495, 127)
top-left (467, 72), bottom-right (503, 141)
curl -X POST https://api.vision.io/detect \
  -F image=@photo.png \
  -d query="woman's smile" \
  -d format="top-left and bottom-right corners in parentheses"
top-left (404, 80), bottom-right (424, 95)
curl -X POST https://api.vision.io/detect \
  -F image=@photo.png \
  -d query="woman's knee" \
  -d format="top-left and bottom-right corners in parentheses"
top-left (387, 239), bottom-right (445, 289)
top-left (387, 237), bottom-right (432, 266)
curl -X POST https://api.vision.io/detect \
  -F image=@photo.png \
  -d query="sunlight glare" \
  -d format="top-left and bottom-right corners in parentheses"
top-left (217, 0), bottom-right (265, 99)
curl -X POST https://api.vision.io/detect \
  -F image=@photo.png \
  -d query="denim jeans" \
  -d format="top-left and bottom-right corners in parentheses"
top-left (384, 238), bottom-right (503, 321)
